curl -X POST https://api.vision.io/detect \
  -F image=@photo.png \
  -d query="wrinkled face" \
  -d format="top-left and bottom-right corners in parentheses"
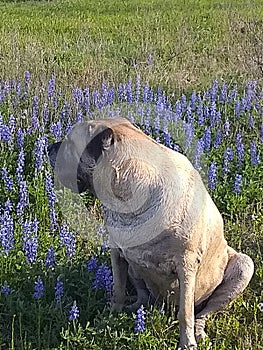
top-left (47, 121), bottom-right (114, 194)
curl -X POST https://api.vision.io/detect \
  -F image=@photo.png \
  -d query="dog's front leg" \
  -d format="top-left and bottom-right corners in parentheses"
top-left (177, 257), bottom-right (197, 350)
top-left (110, 247), bottom-right (128, 312)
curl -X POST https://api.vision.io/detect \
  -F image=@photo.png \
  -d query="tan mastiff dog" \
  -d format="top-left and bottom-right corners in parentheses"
top-left (48, 117), bottom-right (254, 349)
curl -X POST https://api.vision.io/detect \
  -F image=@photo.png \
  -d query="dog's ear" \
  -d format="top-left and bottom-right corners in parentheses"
top-left (87, 127), bottom-right (114, 162)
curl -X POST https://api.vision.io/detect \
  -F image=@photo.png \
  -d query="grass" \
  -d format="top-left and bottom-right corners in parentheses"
top-left (0, 0), bottom-right (263, 92)
top-left (0, 0), bottom-right (262, 349)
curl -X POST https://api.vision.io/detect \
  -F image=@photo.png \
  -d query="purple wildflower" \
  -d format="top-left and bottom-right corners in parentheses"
top-left (55, 278), bottom-right (64, 301)
top-left (34, 276), bottom-right (44, 299)
top-left (59, 223), bottom-right (76, 259)
top-left (233, 174), bottom-right (242, 194)
top-left (87, 256), bottom-right (98, 272)
top-left (1, 281), bottom-right (11, 295)
top-left (69, 301), bottom-right (79, 321)
top-left (17, 128), bottom-right (24, 149)
top-left (193, 138), bottom-right (204, 170)
top-left (134, 305), bottom-right (146, 333)
top-left (35, 135), bottom-right (47, 172)
top-left (223, 147), bottom-right (234, 174)
top-left (1, 168), bottom-right (14, 191)
top-left (250, 140), bottom-right (260, 165)
top-left (213, 130), bottom-right (222, 149)
top-left (97, 223), bottom-right (106, 236)
top-left (0, 201), bottom-right (14, 254)
top-left (208, 162), bottom-right (217, 190)
top-left (224, 119), bottom-right (230, 137)
top-left (92, 263), bottom-right (113, 292)
top-left (16, 150), bottom-right (25, 182)
top-left (203, 127), bottom-right (212, 152)
top-left (50, 121), bottom-right (62, 141)
top-left (22, 220), bottom-right (39, 263)
top-left (25, 71), bottom-right (30, 90)
top-left (45, 247), bottom-right (56, 268)
top-left (16, 180), bottom-right (29, 215)
top-left (0, 124), bottom-right (11, 143)
top-left (48, 77), bottom-right (55, 99)
top-left (236, 133), bottom-right (245, 166)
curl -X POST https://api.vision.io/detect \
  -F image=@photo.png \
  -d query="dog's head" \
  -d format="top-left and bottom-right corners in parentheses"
top-left (47, 117), bottom-right (143, 194)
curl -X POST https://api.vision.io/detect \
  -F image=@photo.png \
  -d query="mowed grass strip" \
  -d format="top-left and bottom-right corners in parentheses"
top-left (0, 0), bottom-right (263, 91)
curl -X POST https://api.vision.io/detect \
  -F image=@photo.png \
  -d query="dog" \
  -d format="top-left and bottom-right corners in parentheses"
top-left (48, 117), bottom-right (254, 349)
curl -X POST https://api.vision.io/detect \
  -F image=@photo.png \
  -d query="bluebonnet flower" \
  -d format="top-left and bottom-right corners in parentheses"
top-left (236, 133), bottom-right (245, 166)
top-left (126, 79), bottom-right (133, 104)
top-left (65, 118), bottom-right (72, 135)
top-left (223, 147), bottom-right (234, 174)
top-left (22, 220), bottom-right (39, 263)
top-left (23, 236), bottom-right (38, 263)
top-left (210, 80), bottom-right (218, 102)
top-left (193, 138), bottom-right (204, 170)
top-left (9, 115), bottom-right (15, 135)
top-left (190, 92), bottom-right (197, 110)
top-left (34, 276), bottom-right (44, 299)
top-left (1, 281), bottom-right (11, 295)
top-left (55, 278), bottom-right (64, 301)
top-left (16, 149), bottom-right (25, 183)
top-left (228, 88), bottom-right (237, 103)
top-left (219, 83), bottom-right (227, 103)
top-left (248, 115), bottom-right (254, 129)
top-left (97, 223), bottom-right (106, 235)
top-left (203, 127), bottom-right (211, 152)
top-left (25, 71), bottom-right (30, 90)
top-left (143, 84), bottom-right (149, 104)
top-left (181, 94), bottom-right (187, 110)
top-left (233, 174), bottom-right (242, 194)
top-left (73, 88), bottom-right (83, 105)
top-left (92, 263), bottom-right (113, 292)
top-left (48, 77), bottom-right (55, 99)
top-left (0, 124), bottom-right (11, 143)
top-left (0, 200), bottom-right (14, 254)
top-left (43, 102), bottom-right (49, 124)
top-left (208, 162), bottom-right (217, 190)
top-left (250, 140), bottom-right (260, 165)
top-left (234, 100), bottom-right (241, 118)
top-left (184, 122), bottom-right (195, 150)
top-left (76, 111), bottom-right (83, 124)
top-left (213, 130), bottom-right (222, 149)
top-left (16, 180), bottom-right (29, 216)
top-left (69, 301), bottom-right (79, 321)
top-left (35, 135), bottom-right (47, 172)
top-left (101, 240), bottom-right (109, 252)
top-left (118, 83), bottom-right (125, 102)
top-left (134, 305), bottom-right (146, 333)
top-left (224, 119), bottom-right (230, 136)
top-left (87, 256), bottom-right (98, 272)
top-left (197, 102), bottom-right (204, 126)
top-left (59, 223), bottom-right (76, 258)
top-left (45, 247), bottom-right (56, 268)
top-left (50, 121), bottom-right (62, 141)
top-left (17, 128), bottom-right (24, 149)
top-left (32, 96), bottom-right (39, 130)
top-left (135, 75), bottom-right (141, 103)
top-left (1, 168), bottom-right (14, 191)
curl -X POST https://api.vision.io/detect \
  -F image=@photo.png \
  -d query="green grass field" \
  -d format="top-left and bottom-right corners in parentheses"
top-left (0, 0), bottom-right (262, 349)
top-left (0, 0), bottom-right (263, 92)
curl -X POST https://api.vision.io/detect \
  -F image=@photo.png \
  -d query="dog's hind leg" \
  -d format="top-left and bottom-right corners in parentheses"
top-left (194, 246), bottom-right (254, 343)
top-left (126, 266), bottom-right (152, 312)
